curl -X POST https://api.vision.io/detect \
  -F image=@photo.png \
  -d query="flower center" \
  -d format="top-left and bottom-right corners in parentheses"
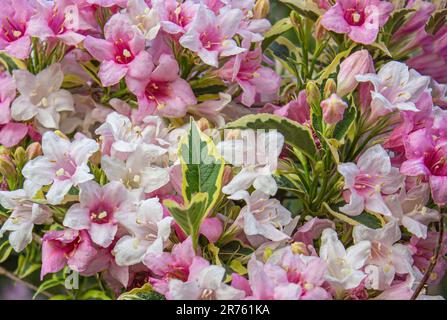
top-left (344, 8), bottom-right (365, 26)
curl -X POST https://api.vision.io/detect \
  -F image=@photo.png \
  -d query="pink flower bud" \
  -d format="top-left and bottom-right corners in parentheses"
top-left (321, 94), bottom-right (348, 125)
top-left (337, 50), bottom-right (374, 97)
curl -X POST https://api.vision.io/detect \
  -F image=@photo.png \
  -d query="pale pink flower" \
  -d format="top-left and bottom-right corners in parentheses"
top-left (0, 189), bottom-right (52, 252)
top-left (229, 190), bottom-right (293, 247)
top-left (219, 43), bottom-right (280, 107)
top-left (167, 259), bottom-right (245, 300)
top-left (40, 229), bottom-right (97, 279)
top-left (113, 197), bottom-right (173, 266)
top-left (337, 50), bottom-right (374, 97)
top-left (179, 5), bottom-right (245, 67)
top-left (234, 249), bottom-right (331, 300)
top-left (27, 0), bottom-right (86, 46)
top-left (0, 0), bottom-right (35, 59)
top-left (153, 0), bottom-right (197, 36)
top-left (321, 94), bottom-right (347, 125)
top-left (321, 0), bottom-right (393, 45)
top-left (11, 64), bottom-right (75, 130)
top-left (338, 145), bottom-right (403, 216)
top-left (261, 90), bottom-right (310, 125)
top-left (127, 54), bottom-right (196, 118)
top-left (353, 221), bottom-right (416, 290)
top-left (22, 131), bottom-right (99, 205)
top-left (292, 217), bottom-right (335, 246)
top-left (63, 181), bottom-right (130, 248)
top-left (0, 71), bottom-right (28, 148)
top-left (83, 13), bottom-right (152, 87)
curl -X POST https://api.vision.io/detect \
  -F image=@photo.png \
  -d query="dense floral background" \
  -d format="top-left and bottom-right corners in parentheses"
top-left (0, 0), bottom-right (447, 300)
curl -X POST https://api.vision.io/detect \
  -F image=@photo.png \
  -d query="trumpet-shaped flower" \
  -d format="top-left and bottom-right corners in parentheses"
top-left (113, 197), bottom-right (173, 266)
top-left (217, 130), bottom-right (284, 196)
top-left (321, 0), bottom-right (393, 45)
top-left (319, 228), bottom-right (371, 292)
top-left (179, 5), bottom-right (245, 67)
top-left (338, 145), bottom-right (403, 216)
top-left (229, 190), bottom-right (293, 247)
top-left (0, 189), bottom-right (52, 252)
top-left (153, 0), bottom-right (197, 35)
top-left (127, 0), bottom-right (161, 40)
top-left (40, 229), bottom-right (97, 279)
top-left (0, 0), bottom-right (35, 59)
top-left (219, 43), bottom-right (280, 107)
top-left (167, 260), bottom-right (245, 300)
top-left (22, 131), bottom-right (98, 205)
top-left (127, 54), bottom-right (197, 118)
top-left (83, 13), bottom-right (152, 87)
top-left (400, 128), bottom-right (447, 205)
top-left (63, 181), bottom-right (130, 248)
top-left (11, 64), bottom-right (75, 129)
top-left (353, 221), bottom-right (415, 290)
top-left (0, 71), bottom-right (29, 148)
top-left (356, 61), bottom-right (431, 120)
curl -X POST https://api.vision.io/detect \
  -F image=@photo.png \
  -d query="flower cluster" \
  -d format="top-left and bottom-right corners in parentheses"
top-left (0, 0), bottom-right (446, 300)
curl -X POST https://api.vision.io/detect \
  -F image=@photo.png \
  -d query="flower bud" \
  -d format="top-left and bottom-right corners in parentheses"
top-left (290, 10), bottom-right (301, 30)
top-left (0, 154), bottom-right (15, 177)
top-left (254, 0), bottom-right (270, 19)
top-left (25, 142), bottom-right (42, 160)
top-left (321, 94), bottom-right (348, 125)
top-left (337, 50), bottom-right (374, 97)
top-left (13, 147), bottom-right (26, 167)
top-left (314, 17), bottom-right (327, 41)
top-left (306, 81), bottom-right (321, 107)
top-left (324, 79), bottom-right (337, 99)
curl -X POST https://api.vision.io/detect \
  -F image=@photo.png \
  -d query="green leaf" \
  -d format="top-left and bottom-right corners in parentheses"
top-left (333, 106), bottom-right (356, 141)
top-left (426, 9), bottom-right (447, 35)
top-left (229, 260), bottom-right (248, 275)
top-left (279, 0), bottom-right (323, 21)
top-left (33, 278), bottom-right (65, 299)
top-left (218, 240), bottom-right (254, 263)
top-left (316, 45), bottom-right (355, 84)
top-left (0, 240), bottom-right (13, 263)
top-left (225, 113), bottom-right (317, 159)
top-left (350, 212), bottom-right (384, 229)
top-left (164, 193), bottom-right (209, 249)
top-left (179, 121), bottom-right (225, 212)
top-left (79, 290), bottom-right (112, 300)
top-left (0, 53), bottom-right (26, 72)
top-left (262, 17), bottom-right (293, 50)
top-left (118, 283), bottom-right (165, 300)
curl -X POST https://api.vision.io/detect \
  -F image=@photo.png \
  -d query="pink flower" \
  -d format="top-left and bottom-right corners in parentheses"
top-left (321, 0), bottom-right (393, 45)
top-left (63, 181), bottom-right (130, 248)
top-left (40, 229), bottom-right (97, 279)
top-left (234, 247), bottom-right (331, 300)
top-left (338, 145), bottom-right (403, 216)
top-left (0, 71), bottom-right (28, 148)
top-left (293, 217), bottom-right (335, 246)
top-left (0, 0), bottom-right (35, 59)
top-left (127, 54), bottom-right (196, 118)
top-left (261, 90), bottom-right (310, 124)
top-left (219, 44), bottom-right (280, 107)
top-left (409, 231), bottom-right (447, 285)
top-left (153, 0), bottom-right (197, 36)
top-left (144, 237), bottom-right (199, 295)
top-left (337, 50), bottom-right (374, 97)
top-left (83, 13), bottom-right (152, 87)
top-left (179, 5), bottom-right (245, 67)
top-left (27, 0), bottom-right (86, 46)
top-left (321, 93), bottom-right (347, 125)
top-left (400, 128), bottom-right (447, 205)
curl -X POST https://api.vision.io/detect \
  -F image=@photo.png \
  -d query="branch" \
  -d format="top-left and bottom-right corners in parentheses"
top-left (0, 266), bottom-right (52, 298)
top-left (410, 213), bottom-right (445, 300)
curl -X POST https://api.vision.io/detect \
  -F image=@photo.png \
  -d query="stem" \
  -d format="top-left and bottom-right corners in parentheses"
top-left (410, 212), bottom-right (445, 300)
top-left (0, 266), bottom-right (52, 298)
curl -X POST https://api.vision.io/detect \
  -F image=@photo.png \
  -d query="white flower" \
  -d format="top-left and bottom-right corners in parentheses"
top-left (113, 197), bottom-right (173, 266)
top-left (353, 220), bottom-right (416, 290)
top-left (319, 228), bottom-right (371, 291)
top-left (0, 190), bottom-right (52, 252)
top-left (229, 190), bottom-right (293, 247)
top-left (356, 61), bottom-right (430, 119)
top-left (217, 130), bottom-right (284, 196)
top-left (11, 63), bottom-right (74, 129)
top-left (127, 0), bottom-right (161, 40)
top-left (22, 131), bottom-right (99, 205)
top-left (168, 264), bottom-right (245, 300)
top-left (101, 144), bottom-right (170, 193)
